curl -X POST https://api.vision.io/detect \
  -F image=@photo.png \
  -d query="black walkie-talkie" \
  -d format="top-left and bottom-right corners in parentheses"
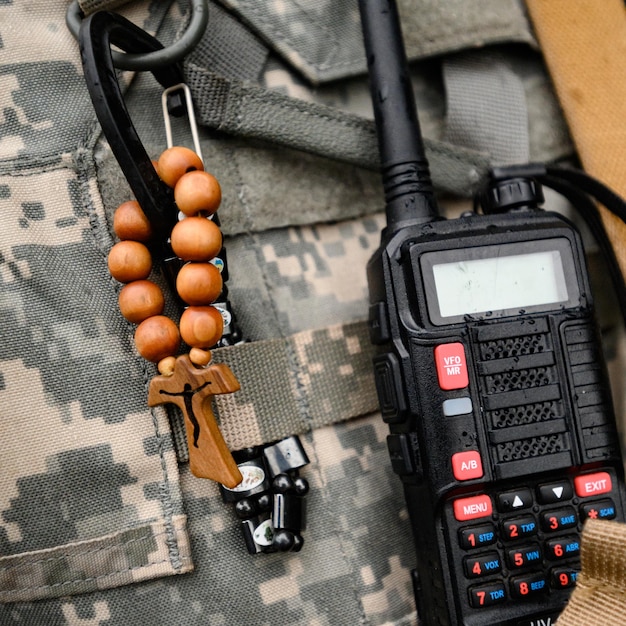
top-left (359, 2), bottom-right (626, 625)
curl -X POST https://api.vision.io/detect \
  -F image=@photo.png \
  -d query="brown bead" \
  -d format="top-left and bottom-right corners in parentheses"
top-left (118, 280), bottom-right (164, 323)
top-left (176, 262), bottom-right (223, 306)
top-left (180, 306), bottom-right (224, 348)
top-left (113, 200), bottom-right (153, 242)
top-left (174, 170), bottom-right (221, 216)
top-left (157, 146), bottom-right (204, 188)
top-left (134, 315), bottom-right (180, 362)
top-left (158, 355), bottom-right (177, 376)
top-left (170, 216), bottom-right (222, 261)
top-left (107, 240), bottom-right (152, 283)
top-left (189, 347), bottom-right (212, 366)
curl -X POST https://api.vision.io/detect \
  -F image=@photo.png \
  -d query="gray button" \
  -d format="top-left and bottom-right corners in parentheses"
top-left (443, 397), bottom-right (473, 416)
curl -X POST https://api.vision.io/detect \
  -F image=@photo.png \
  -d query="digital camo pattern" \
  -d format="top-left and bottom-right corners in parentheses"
top-left (0, 414), bottom-right (417, 626)
top-left (0, 0), bottom-right (191, 607)
top-left (218, 0), bottom-right (534, 85)
top-left (2, 1), bottom-right (623, 626)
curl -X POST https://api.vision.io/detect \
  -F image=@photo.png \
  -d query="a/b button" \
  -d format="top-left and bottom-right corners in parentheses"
top-left (435, 343), bottom-right (469, 390)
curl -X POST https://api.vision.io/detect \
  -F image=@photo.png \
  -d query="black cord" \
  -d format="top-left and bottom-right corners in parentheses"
top-left (539, 174), bottom-right (626, 327)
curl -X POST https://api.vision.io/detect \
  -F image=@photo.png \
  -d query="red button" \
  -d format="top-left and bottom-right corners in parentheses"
top-left (452, 451), bottom-right (483, 481)
top-left (574, 472), bottom-right (612, 498)
top-left (453, 494), bottom-right (493, 521)
top-left (435, 343), bottom-right (469, 390)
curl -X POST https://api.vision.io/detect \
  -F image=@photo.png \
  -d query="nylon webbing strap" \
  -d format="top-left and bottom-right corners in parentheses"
top-left (525, 0), bottom-right (626, 277)
top-left (524, 3), bottom-right (626, 623)
top-left (553, 519), bottom-right (626, 626)
top-left (184, 62), bottom-right (492, 198)
top-left (203, 320), bottom-right (378, 453)
top-left (443, 51), bottom-right (529, 165)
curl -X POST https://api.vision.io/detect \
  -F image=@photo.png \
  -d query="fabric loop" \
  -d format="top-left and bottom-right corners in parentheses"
top-left (443, 51), bottom-right (530, 165)
top-left (210, 320), bottom-right (379, 452)
top-left (185, 62), bottom-right (492, 197)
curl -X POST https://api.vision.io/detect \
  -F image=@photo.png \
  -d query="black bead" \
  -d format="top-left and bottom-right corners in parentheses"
top-left (291, 534), bottom-right (304, 553)
top-left (234, 497), bottom-right (257, 520)
top-left (255, 493), bottom-right (272, 513)
top-left (272, 529), bottom-right (295, 552)
top-left (272, 473), bottom-right (295, 494)
top-left (233, 447), bottom-right (263, 463)
top-left (293, 476), bottom-right (309, 496)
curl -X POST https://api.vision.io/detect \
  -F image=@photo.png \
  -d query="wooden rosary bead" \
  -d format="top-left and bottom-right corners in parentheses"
top-left (118, 280), bottom-right (165, 323)
top-left (108, 240), bottom-right (152, 283)
top-left (113, 200), bottom-right (153, 242)
top-left (180, 306), bottom-right (224, 348)
top-left (170, 216), bottom-right (222, 261)
top-left (176, 262), bottom-right (223, 306)
top-left (158, 355), bottom-right (177, 376)
top-left (189, 347), bottom-right (212, 366)
top-left (157, 146), bottom-right (204, 188)
top-left (134, 315), bottom-right (181, 362)
top-left (174, 170), bottom-right (222, 216)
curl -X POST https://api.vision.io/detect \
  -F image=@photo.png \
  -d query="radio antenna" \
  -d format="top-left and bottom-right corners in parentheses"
top-left (358, 0), bottom-right (439, 232)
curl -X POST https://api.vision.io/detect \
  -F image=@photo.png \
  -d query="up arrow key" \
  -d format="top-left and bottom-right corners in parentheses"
top-left (497, 489), bottom-right (532, 513)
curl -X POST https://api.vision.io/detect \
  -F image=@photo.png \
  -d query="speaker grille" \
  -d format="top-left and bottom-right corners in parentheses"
top-left (488, 399), bottom-right (565, 429)
top-left (496, 434), bottom-right (569, 462)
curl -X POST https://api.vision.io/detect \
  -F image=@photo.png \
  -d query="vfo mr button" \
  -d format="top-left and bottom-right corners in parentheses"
top-left (434, 343), bottom-right (469, 390)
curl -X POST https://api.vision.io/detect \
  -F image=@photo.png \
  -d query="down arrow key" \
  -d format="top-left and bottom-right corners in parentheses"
top-left (538, 481), bottom-right (573, 504)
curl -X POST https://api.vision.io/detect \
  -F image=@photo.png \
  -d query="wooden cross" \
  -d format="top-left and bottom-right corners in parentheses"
top-left (148, 354), bottom-right (243, 488)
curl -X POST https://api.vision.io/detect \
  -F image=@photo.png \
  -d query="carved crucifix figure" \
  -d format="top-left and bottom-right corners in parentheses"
top-left (148, 354), bottom-right (243, 488)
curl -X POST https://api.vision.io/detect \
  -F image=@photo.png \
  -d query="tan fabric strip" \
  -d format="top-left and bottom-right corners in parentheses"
top-left (555, 519), bottom-right (626, 626)
top-left (525, 0), bottom-right (626, 274)
top-left (210, 320), bottom-right (378, 451)
top-left (525, 4), bottom-right (626, 623)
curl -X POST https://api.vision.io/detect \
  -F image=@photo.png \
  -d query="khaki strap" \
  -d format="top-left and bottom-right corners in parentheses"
top-left (525, 0), bottom-right (626, 275)
top-left (554, 519), bottom-right (626, 626)
top-left (169, 320), bottom-right (379, 460)
top-left (525, 4), bottom-right (626, 623)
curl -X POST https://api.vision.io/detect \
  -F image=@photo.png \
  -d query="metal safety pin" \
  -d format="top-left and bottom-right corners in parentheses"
top-left (162, 83), bottom-right (204, 165)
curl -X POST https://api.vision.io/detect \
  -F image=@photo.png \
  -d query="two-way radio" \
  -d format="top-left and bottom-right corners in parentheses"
top-left (358, 1), bottom-right (626, 625)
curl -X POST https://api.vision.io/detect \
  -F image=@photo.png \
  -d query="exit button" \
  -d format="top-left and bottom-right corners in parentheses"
top-left (435, 343), bottom-right (469, 390)
top-left (574, 471), bottom-right (612, 498)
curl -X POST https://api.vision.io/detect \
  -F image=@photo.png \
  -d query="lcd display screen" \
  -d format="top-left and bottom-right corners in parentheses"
top-left (431, 249), bottom-right (569, 318)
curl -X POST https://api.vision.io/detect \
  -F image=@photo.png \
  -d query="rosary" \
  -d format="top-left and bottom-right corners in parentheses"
top-left (107, 143), bottom-right (243, 488)
top-left (77, 8), bottom-right (309, 554)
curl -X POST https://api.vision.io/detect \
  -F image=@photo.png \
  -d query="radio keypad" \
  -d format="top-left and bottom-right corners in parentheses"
top-left (451, 471), bottom-right (620, 610)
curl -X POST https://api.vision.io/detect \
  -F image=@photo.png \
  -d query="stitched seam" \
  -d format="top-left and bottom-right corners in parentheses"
top-left (1, 556), bottom-right (193, 595)
top-left (143, 367), bottom-right (184, 572)
top-left (76, 143), bottom-right (185, 573)
top-left (0, 526), bottom-right (186, 573)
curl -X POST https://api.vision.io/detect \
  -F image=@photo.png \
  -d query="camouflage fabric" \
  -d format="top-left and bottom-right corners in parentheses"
top-left (1, 1), bottom-right (622, 625)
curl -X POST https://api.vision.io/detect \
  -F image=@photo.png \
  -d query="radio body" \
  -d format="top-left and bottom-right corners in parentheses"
top-left (368, 207), bottom-right (626, 626)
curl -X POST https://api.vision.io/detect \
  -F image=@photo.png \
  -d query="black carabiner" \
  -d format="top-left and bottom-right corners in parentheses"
top-left (79, 11), bottom-right (182, 249)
